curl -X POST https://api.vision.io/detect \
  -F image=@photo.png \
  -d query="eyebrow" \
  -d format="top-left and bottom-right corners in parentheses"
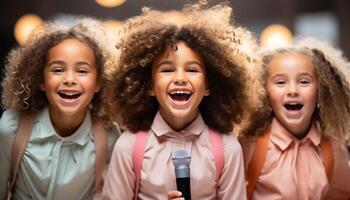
top-left (270, 72), bottom-right (314, 79)
top-left (47, 60), bottom-right (93, 67)
top-left (155, 60), bottom-right (203, 68)
top-left (187, 61), bottom-right (203, 67)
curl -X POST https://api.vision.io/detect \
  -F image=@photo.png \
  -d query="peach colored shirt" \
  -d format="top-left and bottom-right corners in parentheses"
top-left (243, 118), bottom-right (350, 200)
top-left (102, 112), bottom-right (246, 200)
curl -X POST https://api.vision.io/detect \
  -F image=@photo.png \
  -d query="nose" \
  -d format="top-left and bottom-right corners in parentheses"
top-left (63, 71), bottom-right (76, 86)
top-left (287, 83), bottom-right (299, 96)
top-left (174, 70), bottom-right (187, 85)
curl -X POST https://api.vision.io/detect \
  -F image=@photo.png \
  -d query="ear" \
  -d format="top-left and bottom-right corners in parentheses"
top-left (204, 88), bottom-right (210, 96)
top-left (94, 79), bottom-right (102, 93)
top-left (40, 83), bottom-right (45, 91)
top-left (148, 88), bottom-right (155, 96)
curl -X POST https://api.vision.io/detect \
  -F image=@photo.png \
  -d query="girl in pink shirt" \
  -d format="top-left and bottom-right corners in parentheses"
top-left (241, 38), bottom-right (350, 200)
top-left (101, 3), bottom-right (259, 200)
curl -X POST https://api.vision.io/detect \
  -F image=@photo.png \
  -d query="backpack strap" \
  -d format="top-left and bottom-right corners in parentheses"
top-left (246, 127), bottom-right (270, 200)
top-left (208, 128), bottom-right (224, 196)
top-left (91, 119), bottom-right (108, 193)
top-left (7, 113), bottom-right (36, 198)
top-left (320, 136), bottom-right (334, 183)
top-left (132, 131), bottom-right (148, 200)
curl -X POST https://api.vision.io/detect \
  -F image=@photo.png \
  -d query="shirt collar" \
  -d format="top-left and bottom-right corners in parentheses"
top-left (36, 107), bottom-right (92, 146)
top-left (270, 117), bottom-right (321, 151)
top-left (151, 111), bottom-right (206, 137)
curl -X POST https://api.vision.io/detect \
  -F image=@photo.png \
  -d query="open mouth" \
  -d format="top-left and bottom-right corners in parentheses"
top-left (58, 91), bottom-right (81, 99)
top-left (169, 90), bottom-right (192, 102)
top-left (284, 102), bottom-right (303, 111)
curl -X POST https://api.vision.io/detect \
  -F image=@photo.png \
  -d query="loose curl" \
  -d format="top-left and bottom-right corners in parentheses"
top-left (103, 3), bottom-right (259, 133)
top-left (2, 18), bottom-right (112, 119)
top-left (241, 38), bottom-right (350, 142)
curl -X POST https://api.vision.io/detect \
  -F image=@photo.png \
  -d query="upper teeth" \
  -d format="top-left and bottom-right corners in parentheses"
top-left (170, 91), bottom-right (191, 95)
top-left (61, 92), bottom-right (79, 96)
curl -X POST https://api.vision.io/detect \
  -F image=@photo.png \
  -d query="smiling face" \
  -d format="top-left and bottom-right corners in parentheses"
top-left (150, 40), bottom-right (209, 131)
top-left (41, 38), bottom-right (101, 119)
top-left (266, 52), bottom-right (318, 139)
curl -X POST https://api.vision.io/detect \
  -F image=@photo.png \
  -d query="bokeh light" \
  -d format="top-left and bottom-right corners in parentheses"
top-left (14, 14), bottom-right (43, 45)
top-left (260, 24), bottom-right (293, 49)
top-left (95, 0), bottom-right (126, 8)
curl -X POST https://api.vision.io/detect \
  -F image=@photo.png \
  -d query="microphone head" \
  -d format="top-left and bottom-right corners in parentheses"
top-left (172, 149), bottom-right (191, 167)
top-left (172, 149), bottom-right (191, 178)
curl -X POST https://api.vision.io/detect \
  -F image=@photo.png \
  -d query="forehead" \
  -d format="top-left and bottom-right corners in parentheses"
top-left (153, 40), bottom-right (204, 65)
top-left (267, 52), bottom-right (315, 76)
top-left (46, 38), bottom-right (95, 60)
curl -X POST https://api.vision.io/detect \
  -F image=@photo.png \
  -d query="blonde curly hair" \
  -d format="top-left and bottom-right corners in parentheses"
top-left (242, 38), bottom-right (350, 142)
top-left (103, 1), bottom-right (260, 133)
top-left (1, 18), bottom-right (113, 118)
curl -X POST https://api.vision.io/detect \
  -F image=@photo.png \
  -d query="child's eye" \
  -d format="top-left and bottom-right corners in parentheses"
top-left (300, 79), bottom-right (310, 85)
top-left (275, 80), bottom-right (286, 85)
top-left (159, 67), bottom-right (174, 73)
top-left (50, 67), bottom-right (64, 73)
top-left (187, 67), bottom-right (200, 73)
top-left (77, 68), bottom-right (89, 74)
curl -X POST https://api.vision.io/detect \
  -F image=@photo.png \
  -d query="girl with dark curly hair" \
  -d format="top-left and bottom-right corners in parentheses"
top-left (101, 3), bottom-right (259, 200)
top-left (241, 38), bottom-right (350, 200)
top-left (0, 18), bottom-right (119, 199)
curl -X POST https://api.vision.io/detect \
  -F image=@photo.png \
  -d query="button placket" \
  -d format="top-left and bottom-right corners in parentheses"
top-left (46, 140), bottom-right (63, 199)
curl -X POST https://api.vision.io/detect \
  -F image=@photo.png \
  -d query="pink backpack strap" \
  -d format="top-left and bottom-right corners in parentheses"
top-left (208, 128), bottom-right (224, 196)
top-left (132, 131), bottom-right (148, 200)
top-left (92, 119), bottom-right (108, 193)
top-left (7, 113), bottom-right (36, 199)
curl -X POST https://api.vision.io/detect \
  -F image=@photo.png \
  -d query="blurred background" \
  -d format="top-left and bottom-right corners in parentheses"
top-left (1, 0), bottom-right (350, 61)
top-left (0, 0), bottom-right (349, 91)
top-left (1, 0), bottom-right (350, 151)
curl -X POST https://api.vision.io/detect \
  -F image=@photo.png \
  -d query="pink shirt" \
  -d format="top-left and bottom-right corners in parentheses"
top-left (102, 112), bottom-right (246, 200)
top-left (243, 118), bottom-right (350, 200)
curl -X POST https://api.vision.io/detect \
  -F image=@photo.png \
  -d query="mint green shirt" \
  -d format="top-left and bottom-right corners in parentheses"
top-left (0, 107), bottom-right (119, 200)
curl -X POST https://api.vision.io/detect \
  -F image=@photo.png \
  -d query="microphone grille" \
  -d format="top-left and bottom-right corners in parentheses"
top-left (172, 149), bottom-right (191, 167)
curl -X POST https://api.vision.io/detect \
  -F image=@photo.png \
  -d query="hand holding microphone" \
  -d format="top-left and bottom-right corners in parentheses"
top-left (171, 149), bottom-right (191, 200)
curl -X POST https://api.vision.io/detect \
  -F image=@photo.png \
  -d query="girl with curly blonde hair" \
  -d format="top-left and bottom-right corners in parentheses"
top-left (0, 18), bottom-right (119, 199)
top-left (241, 38), bottom-right (350, 200)
top-left (101, 2), bottom-right (259, 200)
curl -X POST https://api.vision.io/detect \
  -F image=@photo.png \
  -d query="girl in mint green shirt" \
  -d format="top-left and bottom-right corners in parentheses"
top-left (0, 18), bottom-right (119, 200)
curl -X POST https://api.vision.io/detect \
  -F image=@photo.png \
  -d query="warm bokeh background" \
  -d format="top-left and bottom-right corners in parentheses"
top-left (1, 0), bottom-right (349, 104)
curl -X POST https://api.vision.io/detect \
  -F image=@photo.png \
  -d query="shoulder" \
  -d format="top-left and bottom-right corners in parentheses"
top-left (106, 123), bottom-right (122, 149)
top-left (329, 137), bottom-right (350, 165)
top-left (221, 132), bottom-right (243, 156)
top-left (0, 110), bottom-right (20, 139)
top-left (113, 130), bottom-right (138, 153)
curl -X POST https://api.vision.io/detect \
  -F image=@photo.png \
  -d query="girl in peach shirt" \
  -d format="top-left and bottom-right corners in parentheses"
top-left (101, 3), bottom-right (259, 200)
top-left (241, 38), bottom-right (350, 200)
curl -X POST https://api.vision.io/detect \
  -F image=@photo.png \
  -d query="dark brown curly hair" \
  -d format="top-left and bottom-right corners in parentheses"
top-left (241, 38), bottom-right (350, 142)
top-left (103, 3), bottom-right (259, 133)
top-left (1, 18), bottom-right (112, 118)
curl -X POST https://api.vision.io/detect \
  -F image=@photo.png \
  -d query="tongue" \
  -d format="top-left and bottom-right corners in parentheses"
top-left (60, 93), bottom-right (80, 99)
top-left (171, 94), bottom-right (189, 101)
top-left (285, 104), bottom-right (302, 111)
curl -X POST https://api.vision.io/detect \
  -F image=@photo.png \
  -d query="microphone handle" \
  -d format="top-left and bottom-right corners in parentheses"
top-left (176, 177), bottom-right (191, 200)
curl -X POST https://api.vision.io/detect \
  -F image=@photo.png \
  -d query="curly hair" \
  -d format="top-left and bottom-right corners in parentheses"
top-left (103, 2), bottom-right (259, 133)
top-left (242, 38), bottom-right (350, 142)
top-left (1, 18), bottom-right (113, 118)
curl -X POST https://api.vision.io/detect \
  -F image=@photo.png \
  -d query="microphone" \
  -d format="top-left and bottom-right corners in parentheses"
top-left (171, 149), bottom-right (191, 200)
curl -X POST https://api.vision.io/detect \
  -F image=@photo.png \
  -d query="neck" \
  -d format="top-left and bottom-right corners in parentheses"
top-left (48, 107), bottom-right (87, 137)
top-left (292, 122), bottom-right (312, 140)
top-left (159, 111), bottom-right (198, 132)
top-left (275, 117), bottom-right (313, 140)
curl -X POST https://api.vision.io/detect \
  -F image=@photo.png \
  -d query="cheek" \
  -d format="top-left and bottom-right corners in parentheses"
top-left (84, 78), bottom-right (99, 92)
top-left (307, 87), bottom-right (318, 105)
